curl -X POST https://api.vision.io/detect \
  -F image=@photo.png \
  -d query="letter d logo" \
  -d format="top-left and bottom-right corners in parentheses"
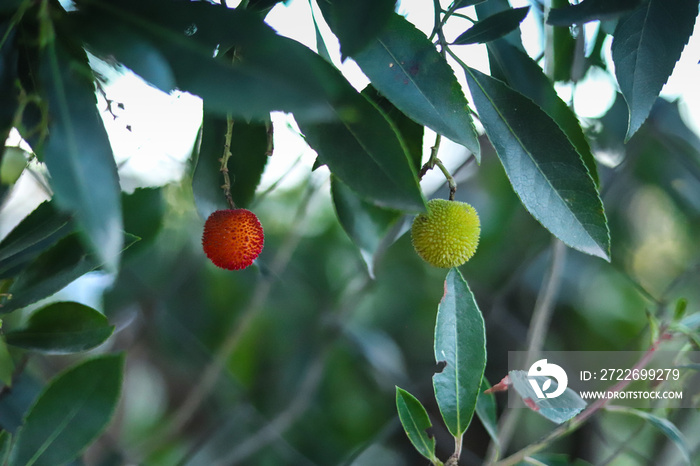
top-left (527, 359), bottom-right (568, 399)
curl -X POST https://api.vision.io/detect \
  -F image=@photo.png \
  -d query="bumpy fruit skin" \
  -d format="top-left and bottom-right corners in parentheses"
top-left (411, 199), bottom-right (480, 268)
top-left (202, 209), bottom-right (264, 270)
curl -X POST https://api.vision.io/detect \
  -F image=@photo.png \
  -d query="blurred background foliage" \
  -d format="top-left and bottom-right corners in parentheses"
top-left (1, 0), bottom-right (700, 465)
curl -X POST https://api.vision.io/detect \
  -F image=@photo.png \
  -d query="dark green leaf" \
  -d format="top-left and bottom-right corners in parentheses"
top-left (318, 0), bottom-right (397, 59)
top-left (0, 233), bottom-right (139, 314)
top-left (0, 18), bottom-right (19, 203)
top-left (72, 0), bottom-right (352, 123)
top-left (395, 387), bottom-right (439, 463)
top-left (463, 66), bottom-right (610, 260)
top-left (547, 0), bottom-right (640, 26)
top-left (4, 302), bottom-right (114, 354)
top-left (0, 201), bottom-right (73, 279)
top-left (453, 7), bottom-right (530, 45)
top-left (0, 337), bottom-right (14, 387)
top-left (486, 39), bottom-right (599, 186)
top-left (608, 406), bottom-right (692, 465)
top-left (8, 354), bottom-right (124, 466)
top-left (509, 370), bottom-right (586, 423)
top-left (362, 86), bottom-right (424, 173)
top-left (433, 268), bottom-right (486, 437)
top-left (331, 176), bottom-right (401, 271)
top-left (475, 0), bottom-right (526, 50)
top-left (122, 188), bottom-right (164, 253)
top-left (41, 39), bottom-right (123, 271)
top-left (475, 378), bottom-right (499, 451)
top-left (611, 0), bottom-right (699, 140)
top-left (192, 114), bottom-right (269, 217)
top-left (298, 95), bottom-right (425, 212)
top-left (354, 14), bottom-right (480, 156)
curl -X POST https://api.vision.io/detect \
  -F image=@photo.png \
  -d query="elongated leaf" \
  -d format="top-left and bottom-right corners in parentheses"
top-left (475, 379), bottom-right (499, 451)
top-left (509, 371), bottom-right (586, 424)
top-left (433, 268), bottom-right (486, 437)
top-left (317, 0), bottom-right (397, 59)
top-left (5, 302), bottom-right (114, 354)
top-left (0, 233), bottom-right (138, 314)
top-left (298, 95), bottom-right (425, 211)
top-left (453, 7), bottom-right (530, 45)
top-left (475, 0), bottom-right (526, 50)
top-left (354, 14), bottom-right (480, 156)
top-left (486, 39), bottom-right (598, 186)
top-left (612, 0), bottom-right (699, 140)
top-left (8, 354), bottom-right (124, 466)
top-left (395, 387), bottom-right (439, 463)
top-left (464, 66), bottom-right (610, 260)
top-left (0, 337), bottom-right (13, 387)
top-left (608, 406), bottom-right (692, 465)
top-left (193, 112), bottom-right (269, 219)
top-left (0, 201), bottom-right (73, 279)
top-left (73, 0), bottom-right (347, 123)
top-left (41, 39), bottom-right (123, 272)
top-left (0, 18), bottom-right (19, 177)
top-left (547, 0), bottom-right (640, 26)
top-left (330, 87), bottom-right (422, 273)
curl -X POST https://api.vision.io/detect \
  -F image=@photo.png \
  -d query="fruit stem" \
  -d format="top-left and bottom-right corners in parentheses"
top-left (220, 115), bottom-right (236, 210)
top-left (418, 133), bottom-right (457, 200)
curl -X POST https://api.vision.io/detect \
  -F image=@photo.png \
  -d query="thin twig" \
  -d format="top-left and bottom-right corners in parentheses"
top-left (220, 116), bottom-right (236, 210)
top-left (491, 331), bottom-right (671, 466)
top-left (485, 239), bottom-right (567, 463)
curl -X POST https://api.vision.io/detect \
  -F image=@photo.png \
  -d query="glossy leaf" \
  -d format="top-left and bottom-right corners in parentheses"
top-left (611, 0), bottom-right (699, 140)
top-left (509, 371), bottom-right (586, 424)
top-left (0, 233), bottom-right (139, 314)
top-left (608, 406), bottom-right (691, 465)
top-left (41, 39), bottom-right (123, 272)
top-left (0, 201), bottom-right (73, 279)
top-left (486, 39), bottom-right (598, 186)
top-left (4, 302), bottom-right (114, 354)
top-left (317, 0), bottom-right (397, 59)
top-left (355, 14), bottom-right (480, 156)
top-left (433, 268), bottom-right (486, 437)
top-left (193, 112), bottom-right (269, 219)
top-left (0, 337), bottom-right (13, 387)
top-left (475, 378), bottom-right (499, 451)
top-left (395, 387), bottom-right (439, 464)
top-left (8, 354), bottom-right (124, 466)
top-left (464, 66), bottom-right (610, 260)
top-left (298, 95), bottom-right (425, 212)
top-left (453, 7), bottom-right (530, 45)
top-left (547, 0), bottom-right (640, 26)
